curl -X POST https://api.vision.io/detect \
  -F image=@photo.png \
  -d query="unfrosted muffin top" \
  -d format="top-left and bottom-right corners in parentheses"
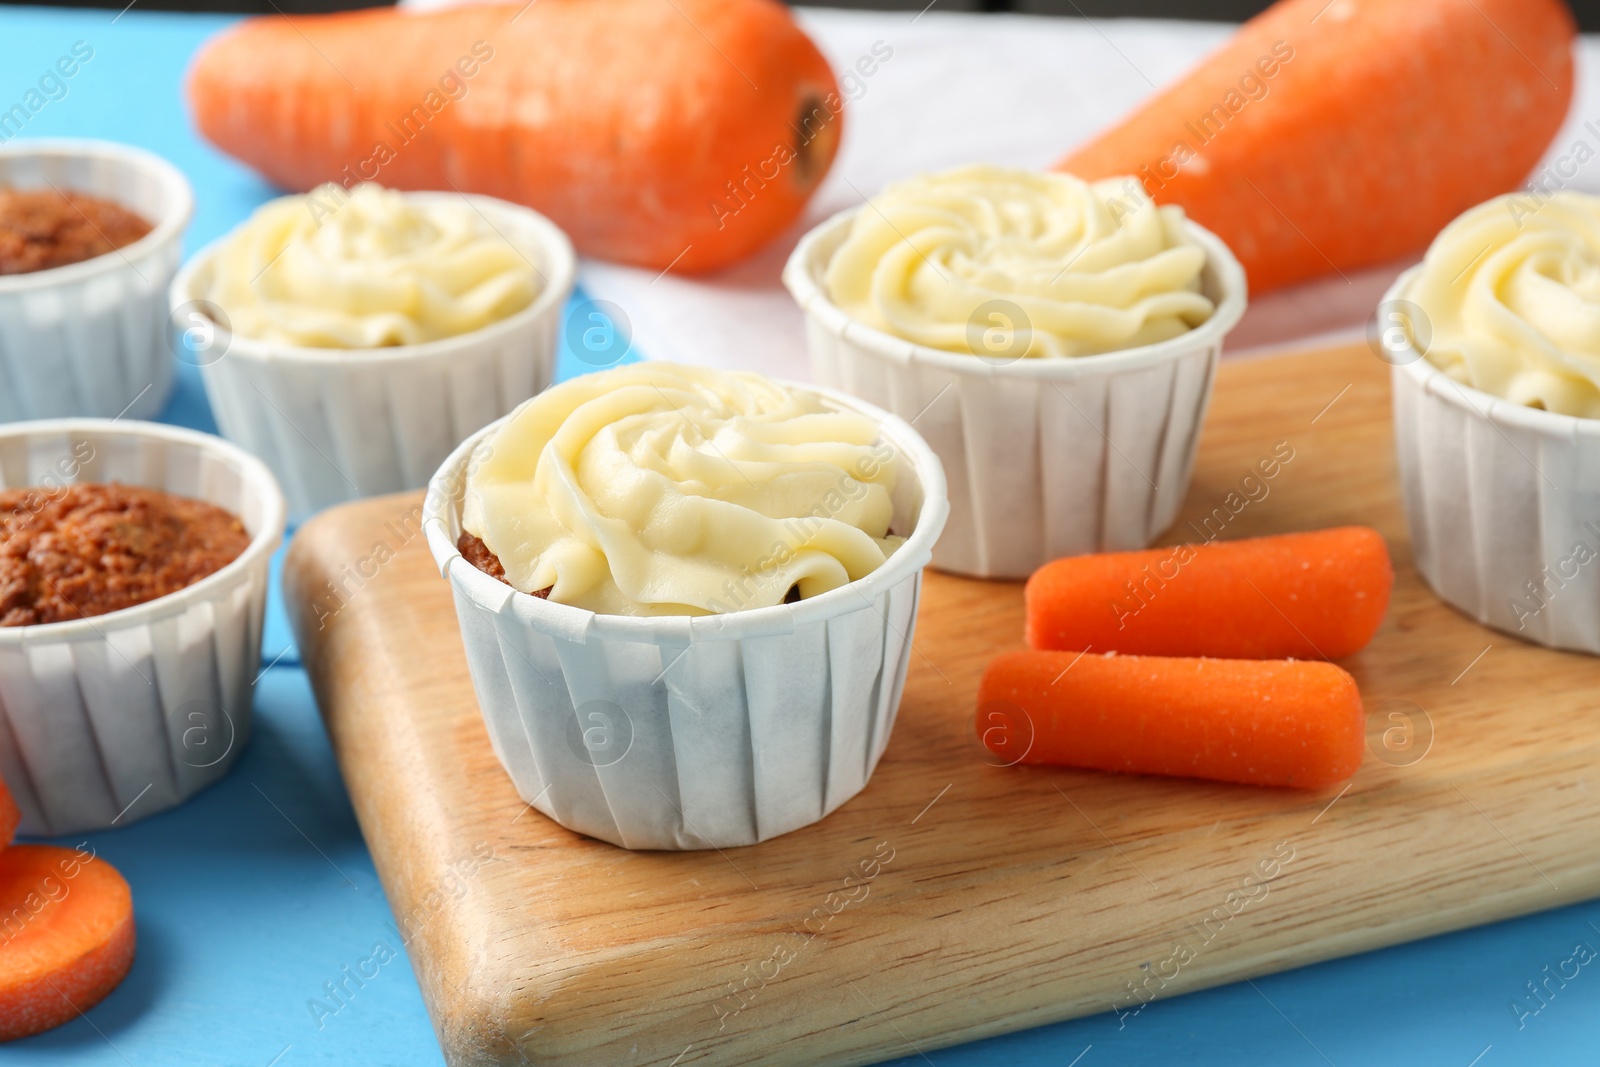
top-left (0, 483), bottom-right (250, 627)
top-left (0, 188), bottom-right (152, 275)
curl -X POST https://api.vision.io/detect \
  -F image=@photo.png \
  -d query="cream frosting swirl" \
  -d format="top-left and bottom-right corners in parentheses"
top-left (205, 183), bottom-right (540, 348)
top-left (1407, 191), bottom-right (1600, 418)
top-left (461, 363), bottom-right (903, 617)
top-left (823, 164), bottom-right (1215, 358)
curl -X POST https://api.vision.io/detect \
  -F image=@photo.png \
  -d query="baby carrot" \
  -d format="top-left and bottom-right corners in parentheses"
top-left (1026, 527), bottom-right (1392, 660)
top-left (979, 650), bottom-right (1365, 788)
top-left (0, 845), bottom-right (135, 1042)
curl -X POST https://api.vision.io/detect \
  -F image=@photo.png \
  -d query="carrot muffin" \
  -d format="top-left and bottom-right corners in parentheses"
top-left (202, 182), bottom-right (542, 348)
top-left (0, 484), bottom-right (250, 627)
top-left (459, 362), bottom-right (902, 616)
top-left (0, 188), bottom-right (153, 275)
top-left (427, 359), bottom-right (947, 850)
top-left (784, 163), bottom-right (1246, 580)
top-left (822, 164), bottom-right (1216, 358)
top-left (1390, 188), bottom-right (1600, 654)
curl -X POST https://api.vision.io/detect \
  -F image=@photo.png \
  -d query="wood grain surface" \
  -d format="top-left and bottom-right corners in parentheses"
top-left (285, 343), bottom-right (1600, 1067)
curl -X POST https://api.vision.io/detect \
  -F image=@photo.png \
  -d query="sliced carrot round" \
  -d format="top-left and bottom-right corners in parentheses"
top-left (0, 844), bottom-right (135, 1042)
top-left (0, 776), bottom-right (17, 850)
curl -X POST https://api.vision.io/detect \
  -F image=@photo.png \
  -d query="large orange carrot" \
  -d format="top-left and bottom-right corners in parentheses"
top-left (187, 0), bottom-right (841, 273)
top-left (0, 844), bottom-right (135, 1041)
top-left (1058, 0), bottom-right (1574, 292)
top-left (0, 776), bottom-right (15, 851)
top-left (979, 650), bottom-right (1364, 788)
top-left (1026, 527), bottom-right (1392, 660)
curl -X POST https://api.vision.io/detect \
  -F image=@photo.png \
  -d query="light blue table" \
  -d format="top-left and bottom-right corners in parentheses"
top-left (2, 7), bottom-right (1596, 1064)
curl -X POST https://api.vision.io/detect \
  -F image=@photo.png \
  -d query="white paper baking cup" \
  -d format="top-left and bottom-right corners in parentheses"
top-left (0, 140), bottom-right (193, 423)
top-left (1386, 269), bottom-right (1600, 655)
top-left (423, 385), bottom-right (949, 850)
top-left (0, 420), bottom-right (286, 834)
top-left (171, 192), bottom-right (576, 521)
top-left (783, 208), bottom-right (1247, 579)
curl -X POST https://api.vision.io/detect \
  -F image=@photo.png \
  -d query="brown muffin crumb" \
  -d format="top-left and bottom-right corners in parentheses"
top-left (0, 188), bottom-right (154, 276)
top-left (0, 483), bottom-right (250, 627)
top-left (458, 531), bottom-right (549, 598)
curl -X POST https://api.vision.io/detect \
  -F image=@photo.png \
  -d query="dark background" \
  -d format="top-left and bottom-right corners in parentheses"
top-left (2, 0), bottom-right (1597, 30)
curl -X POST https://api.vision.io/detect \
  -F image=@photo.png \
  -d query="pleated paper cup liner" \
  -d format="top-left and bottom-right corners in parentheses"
top-left (0, 420), bottom-right (287, 834)
top-left (171, 192), bottom-right (577, 522)
top-left (423, 385), bottom-right (949, 850)
top-left (783, 208), bottom-right (1248, 579)
top-left (0, 140), bottom-right (194, 422)
top-left (1386, 270), bottom-right (1600, 655)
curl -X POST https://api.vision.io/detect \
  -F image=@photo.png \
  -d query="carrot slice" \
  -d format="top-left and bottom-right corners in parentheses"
top-left (979, 650), bottom-right (1365, 788)
top-left (1057, 0), bottom-right (1575, 293)
top-left (0, 845), bottom-right (135, 1042)
top-left (0, 776), bottom-right (16, 850)
top-left (1025, 527), bottom-right (1392, 660)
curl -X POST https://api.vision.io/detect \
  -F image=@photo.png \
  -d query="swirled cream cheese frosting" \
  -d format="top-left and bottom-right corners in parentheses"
top-left (460, 363), bottom-right (903, 617)
top-left (1407, 191), bottom-right (1600, 418)
top-left (823, 165), bottom-right (1216, 358)
top-left (205, 183), bottom-right (540, 348)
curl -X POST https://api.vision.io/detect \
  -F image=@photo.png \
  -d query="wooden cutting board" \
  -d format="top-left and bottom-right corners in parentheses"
top-left (285, 342), bottom-right (1600, 1067)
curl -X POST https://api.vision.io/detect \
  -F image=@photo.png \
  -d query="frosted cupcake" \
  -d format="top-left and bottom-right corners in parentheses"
top-left (425, 362), bottom-right (947, 849)
top-left (784, 164), bottom-right (1246, 578)
top-left (1388, 190), bottom-right (1600, 653)
top-left (171, 183), bottom-right (575, 518)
